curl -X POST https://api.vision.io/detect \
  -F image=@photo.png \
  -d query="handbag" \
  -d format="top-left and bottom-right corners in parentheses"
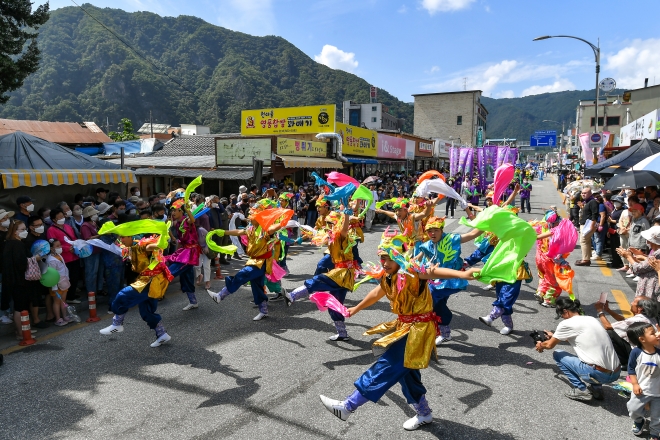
top-left (25, 257), bottom-right (41, 281)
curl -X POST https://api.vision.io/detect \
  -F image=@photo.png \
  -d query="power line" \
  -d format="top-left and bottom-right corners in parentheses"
top-left (69, 0), bottom-right (215, 110)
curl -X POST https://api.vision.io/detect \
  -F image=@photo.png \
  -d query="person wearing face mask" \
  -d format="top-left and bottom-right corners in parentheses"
top-left (2, 220), bottom-right (41, 339)
top-left (47, 208), bottom-right (82, 303)
top-left (206, 195), bottom-right (229, 265)
top-left (23, 215), bottom-right (56, 322)
top-left (57, 202), bottom-right (80, 238)
top-left (129, 186), bottom-right (141, 198)
top-left (608, 195), bottom-right (626, 269)
top-left (15, 195), bottom-right (36, 224)
top-left (0, 209), bottom-right (15, 324)
top-left (106, 200), bottom-right (126, 221)
top-left (46, 238), bottom-right (72, 326)
top-left (70, 204), bottom-right (84, 234)
top-left (81, 206), bottom-right (103, 297)
top-left (193, 194), bottom-right (210, 232)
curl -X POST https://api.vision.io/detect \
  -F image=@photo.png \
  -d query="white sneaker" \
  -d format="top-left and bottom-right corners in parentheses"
top-left (500, 327), bottom-right (512, 335)
top-left (207, 289), bottom-right (221, 304)
top-left (99, 324), bottom-right (124, 335)
top-left (403, 413), bottom-right (433, 431)
top-left (626, 273), bottom-right (636, 278)
top-left (435, 335), bottom-right (452, 345)
top-left (479, 316), bottom-right (493, 327)
top-left (253, 312), bottom-right (268, 321)
top-left (150, 333), bottom-right (171, 347)
top-left (0, 315), bottom-right (13, 325)
top-left (482, 284), bottom-right (494, 291)
top-left (329, 334), bottom-right (350, 341)
top-left (320, 395), bottom-right (351, 421)
top-left (633, 276), bottom-right (640, 282)
top-left (182, 303), bottom-right (199, 311)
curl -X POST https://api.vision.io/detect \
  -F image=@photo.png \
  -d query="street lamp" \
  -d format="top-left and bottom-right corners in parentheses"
top-left (534, 35), bottom-right (600, 160)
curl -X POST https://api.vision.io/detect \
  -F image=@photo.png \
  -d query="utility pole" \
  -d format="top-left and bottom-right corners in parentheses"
top-left (150, 110), bottom-right (154, 138)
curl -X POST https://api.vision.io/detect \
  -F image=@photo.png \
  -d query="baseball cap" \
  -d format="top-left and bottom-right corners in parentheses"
top-left (628, 203), bottom-right (645, 213)
top-left (16, 195), bottom-right (34, 205)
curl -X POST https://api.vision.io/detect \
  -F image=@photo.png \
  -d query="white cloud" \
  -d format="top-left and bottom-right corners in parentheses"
top-left (521, 79), bottom-right (576, 97)
top-left (606, 38), bottom-right (660, 89)
top-left (398, 4), bottom-right (408, 13)
top-left (496, 90), bottom-right (515, 99)
top-left (421, 0), bottom-right (475, 14)
top-left (314, 45), bottom-right (359, 73)
top-left (216, 0), bottom-right (275, 36)
top-left (425, 65), bottom-right (440, 74)
top-left (421, 57), bottom-right (588, 97)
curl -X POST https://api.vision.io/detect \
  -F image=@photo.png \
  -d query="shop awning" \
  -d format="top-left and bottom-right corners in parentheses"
top-left (0, 169), bottom-right (136, 189)
top-left (277, 155), bottom-right (342, 169)
top-left (345, 156), bottom-right (378, 165)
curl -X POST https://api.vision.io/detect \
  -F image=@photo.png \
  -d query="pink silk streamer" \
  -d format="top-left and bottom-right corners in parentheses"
top-left (546, 219), bottom-right (578, 259)
top-left (326, 171), bottom-right (360, 188)
top-left (492, 163), bottom-right (514, 204)
top-left (266, 260), bottom-right (287, 282)
top-left (309, 292), bottom-right (350, 317)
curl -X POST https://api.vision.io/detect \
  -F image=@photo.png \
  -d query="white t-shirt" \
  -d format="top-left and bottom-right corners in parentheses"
top-left (369, 190), bottom-right (378, 211)
top-left (553, 315), bottom-right (619, 371)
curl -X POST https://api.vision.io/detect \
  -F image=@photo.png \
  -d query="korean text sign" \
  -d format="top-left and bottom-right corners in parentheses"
top-left (336, 122), bottom-right (377, 157)
top-left (241, 105), bottom-right (335, 135)
top-left (277, 138), bottom-right (327, 157)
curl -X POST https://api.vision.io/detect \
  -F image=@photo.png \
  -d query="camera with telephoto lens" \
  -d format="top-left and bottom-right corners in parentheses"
top-left (529, 330), bottom-right (549, 343)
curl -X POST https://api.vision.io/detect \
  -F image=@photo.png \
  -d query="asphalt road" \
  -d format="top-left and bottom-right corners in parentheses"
top-left (0, 177), bottom-right (641, 439)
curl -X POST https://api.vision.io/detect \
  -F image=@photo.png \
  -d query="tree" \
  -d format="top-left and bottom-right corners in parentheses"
top-left (109, 118), bottom-right (140, 141)
top-left (0, 0), bottom-right (50, 104)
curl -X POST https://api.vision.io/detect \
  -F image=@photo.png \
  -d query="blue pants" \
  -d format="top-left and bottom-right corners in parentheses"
top-left (493, 280), bottom-right (522, 315)
top-left (104, 263), bottom-right (124, 312)
top-left (168, 262), bottom-right (195, 294)
top-left (306, 210), bottom-right (318, 227)
top-left (83, 252), bottom-right (104, 294)
top-left (314, 254), bottom-right (334, 276)
top-left (464, 245), bottom-right (494, 266)
top-left (553, 350), bottom-right (620, 391)
top-left (355, 336), bottom-right (426, 404)
top-left (520, 197), bottom-right (531, 212)
top-left (304, 274), bottom-right (348, 322)
top-left (430, 287), bottom-right (460, 326)
top-left (353, 243), bottom-right (363, 266)
top-left (226, 264), bottom-right (268, 305)
top-left (111, 285), bottom-right (161, 329)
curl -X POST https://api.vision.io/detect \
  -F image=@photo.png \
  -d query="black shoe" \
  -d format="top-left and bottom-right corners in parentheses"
top-left (220, 260), bottom-right (230, 265)
top-left (270, 293), bottom-right (284, 302)
top-left (33, 321), bottom-right (50, 329)
top-left (588, 384), bottom-right (604, 400)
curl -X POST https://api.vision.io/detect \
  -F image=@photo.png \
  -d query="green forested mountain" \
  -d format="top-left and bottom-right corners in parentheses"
top-left (482, 89), bottom-right (625, 140)
top-left (0, 5), bottom-right (623, 141)
top-left (0, 5), bottom-right (414, 133)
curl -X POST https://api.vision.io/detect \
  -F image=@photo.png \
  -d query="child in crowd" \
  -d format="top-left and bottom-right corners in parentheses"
top-left (46, 238), bottom-right (72, 326)
top-left (626, 322), bottom-right (660, 439)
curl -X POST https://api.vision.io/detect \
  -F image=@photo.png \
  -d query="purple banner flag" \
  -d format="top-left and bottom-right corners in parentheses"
top-left (464, 147), bottom-right (474, 178)
top-left (457, 147), bottom-right (469, 176)
top-left (478, 145), bottom-right (498, 191)
top-left (449, 147), bottom-right (459, 177)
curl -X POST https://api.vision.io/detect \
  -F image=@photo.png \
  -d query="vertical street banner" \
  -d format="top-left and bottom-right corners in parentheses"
top-left (450, 146), bottom-right (459, 177)
top-left (477, 145), bottom-right (498, 190)
top-left (579, 133), bottom-right (594, 167)
top-left (458, 147), bottom-right (474, 178)
top-left (496, 147), bottom-right (518, 168)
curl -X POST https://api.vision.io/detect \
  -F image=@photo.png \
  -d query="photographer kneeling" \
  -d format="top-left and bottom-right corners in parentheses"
top-left (534, 298), bottom-right (621, 401)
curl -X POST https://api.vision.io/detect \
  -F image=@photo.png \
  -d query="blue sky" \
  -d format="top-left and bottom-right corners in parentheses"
top-left (38, 0), bottom-right (660, 102)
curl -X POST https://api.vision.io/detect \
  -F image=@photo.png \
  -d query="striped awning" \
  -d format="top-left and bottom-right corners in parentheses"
top-left (0, 169), bottom-right (136, 189)
top-left (276, 155), bottom-right (343, 169)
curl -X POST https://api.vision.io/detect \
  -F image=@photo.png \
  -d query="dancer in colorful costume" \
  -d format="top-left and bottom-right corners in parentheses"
top-left (286, 211), bottom-right (357, 341)
top-left (166, 198), bottom-right (202, 311)
top-left (375, 198), bottom-right (434, 249)
top-left (98, 220), bottom-right (174, 347)
top-left (533, 209), bottom-right (576, 308)
top-left (207, 201), bottom-right (292, 321)
top-left (318, 229), bottom-right (476, 430)
top-left (415, 217), bottom-right (483, 344)
top-left (313, 195), bottom-right (335, 275)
